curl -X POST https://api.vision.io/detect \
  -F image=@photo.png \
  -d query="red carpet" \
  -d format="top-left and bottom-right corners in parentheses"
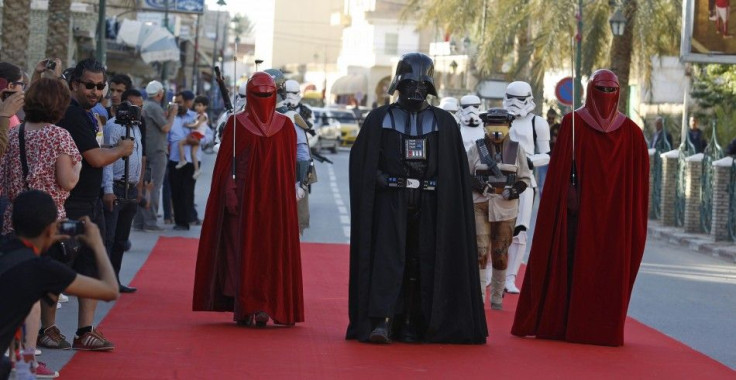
top-left (61, 237), bottom-right (734, 379)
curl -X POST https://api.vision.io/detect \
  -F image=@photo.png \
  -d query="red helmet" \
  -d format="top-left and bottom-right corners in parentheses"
top-left (578, 69), bottom-right (625, 133)
top-left (246, 72), bottom-right (277, 128)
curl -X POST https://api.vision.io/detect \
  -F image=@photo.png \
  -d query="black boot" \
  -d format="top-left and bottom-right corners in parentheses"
top-left (369, 318), bottom-right (392, 344)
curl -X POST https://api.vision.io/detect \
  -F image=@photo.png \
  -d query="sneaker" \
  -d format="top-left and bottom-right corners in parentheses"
top-left (192, 169), bottom-right (201, 180)
top-left (34, 361), bottom-right (59, 378)
top-left (58, 294), bottom-right (69, 303)
top-left (175, 160), bottom-right (187, 169)
top-left (143, 225), bottom-right (164, 232)
top-left (35, 348), bottom-right (42, 356)
top-left (56, 302), bottom-right (61, 309)
top-left (37, 326), bottom-right (71, 350)
top-left (72, 328), bottom-right (115, 351)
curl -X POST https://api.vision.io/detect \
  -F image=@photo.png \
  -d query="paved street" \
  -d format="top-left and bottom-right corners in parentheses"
top-left (42, 145), bottom-right (736, 373)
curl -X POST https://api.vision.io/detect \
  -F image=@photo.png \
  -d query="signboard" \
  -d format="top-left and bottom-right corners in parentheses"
top-left (142, 0), bottom-right (204, 14)
top-left (555, 77), bottom-right (573, 106)
top-left (681, 0), bottom-right (736, 64)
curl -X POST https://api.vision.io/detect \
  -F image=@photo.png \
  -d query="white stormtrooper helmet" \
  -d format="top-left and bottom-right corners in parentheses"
top-left (238, 82), bottom-right (247, 98)
top-left (459, 94), bottom-right (482, 127)
top-left (439, 97), bottom-right (459, 112)
top-left (284, 79), bottom-right (301, 109)
top-left (503, 81), bottom-right (535, 118)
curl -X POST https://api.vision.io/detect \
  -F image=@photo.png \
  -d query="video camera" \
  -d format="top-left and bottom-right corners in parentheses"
top-left (115, 100), bottom-right (142, 125)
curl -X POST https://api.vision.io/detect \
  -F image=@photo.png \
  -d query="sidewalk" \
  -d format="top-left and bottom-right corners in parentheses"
top-left (647, 219), bottom-right (736, 263)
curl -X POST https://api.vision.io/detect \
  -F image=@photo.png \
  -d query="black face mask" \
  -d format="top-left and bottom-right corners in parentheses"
top-left (397, 80), bottom-right (429, 113)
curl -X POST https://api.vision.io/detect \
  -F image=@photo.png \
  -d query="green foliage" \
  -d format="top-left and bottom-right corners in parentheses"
top-left (690, 64), bottom-right (736, 146)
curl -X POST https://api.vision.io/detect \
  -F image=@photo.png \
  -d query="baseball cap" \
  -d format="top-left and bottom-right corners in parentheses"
top-left (179, 90), bottom-right (195, 101)
top-left (145, 80), bottom-right (163, 96)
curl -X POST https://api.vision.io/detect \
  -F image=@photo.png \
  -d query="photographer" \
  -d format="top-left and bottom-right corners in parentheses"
top-left (0, 77), bottom-right (81, 376)
top-left (0, 190), bottom-right (119, 380)
top-left (102, 90), bottom-right (145, 293)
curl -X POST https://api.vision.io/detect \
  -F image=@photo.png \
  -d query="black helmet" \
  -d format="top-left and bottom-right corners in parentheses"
top-left (480, 108), bottom-right (515, 125)
top-left (387, 52), bottom-right (437, 97)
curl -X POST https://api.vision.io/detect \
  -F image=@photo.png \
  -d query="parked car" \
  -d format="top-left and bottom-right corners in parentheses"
top-left (310, 107), bottom-right (340, 153)
top-left (324, 107), bottom-right (360, 146)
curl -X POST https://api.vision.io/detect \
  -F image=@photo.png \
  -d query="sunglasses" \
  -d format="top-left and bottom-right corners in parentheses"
top-left (77, 81), bottom-right (106, 91)
top-left (9, 81), bottom-right (25, 90)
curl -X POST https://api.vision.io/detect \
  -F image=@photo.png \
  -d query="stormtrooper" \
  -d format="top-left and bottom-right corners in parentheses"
top-left (458, 95), bottom-right (485, 152)
top-left (265, 71), bottom-right (313, 234)
top-left (502, 81), bottom-right (550, 294)
top-left (466, 108), bottom-right (532, 310)
top-left (438, 96), bottom-right (460, 126)
top-left (347, 52), bottom-right (487, 344)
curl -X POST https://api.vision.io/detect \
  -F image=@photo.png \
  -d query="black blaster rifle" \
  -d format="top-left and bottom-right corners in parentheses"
top-left (311, 150), bottom-right (333, 164)
top-left (214, 66), bottom-right (236, 179)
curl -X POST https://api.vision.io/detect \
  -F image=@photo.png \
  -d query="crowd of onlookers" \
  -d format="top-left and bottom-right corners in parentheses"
top-left (0, 57), bottom-right (213, 379)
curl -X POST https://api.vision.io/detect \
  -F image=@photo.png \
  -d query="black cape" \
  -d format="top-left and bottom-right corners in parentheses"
top-left (346, 104), bottom-right (487, 344)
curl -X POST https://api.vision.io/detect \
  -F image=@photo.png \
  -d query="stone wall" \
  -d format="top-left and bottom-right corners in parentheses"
top-left (684, 154), bottom-right (704, 233)
top-left (712, 157), bottom-right (734, 241)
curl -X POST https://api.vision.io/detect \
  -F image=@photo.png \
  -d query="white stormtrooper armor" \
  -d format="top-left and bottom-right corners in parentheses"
top-left (233, 81), bottom-right (247, 112)
top-left (458, 95), bottom-right (485, 152)
top-left (502, 81), bottom-right (551, 294)
top-left (439, 97), bottom-right (461, 126)
top-left (284, 79), bottom-right (302, 109)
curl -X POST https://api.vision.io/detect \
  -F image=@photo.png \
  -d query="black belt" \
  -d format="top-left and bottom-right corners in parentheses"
top-left (114, 180), bottom-right (138, 188)
top-left (386, 177), bottom-right (437, 191)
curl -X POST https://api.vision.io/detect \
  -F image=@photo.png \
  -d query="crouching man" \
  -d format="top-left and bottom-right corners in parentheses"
top-left (467, 109), bottom-right (532, 310)
top-left (0, 190), bottom-right (119, 379)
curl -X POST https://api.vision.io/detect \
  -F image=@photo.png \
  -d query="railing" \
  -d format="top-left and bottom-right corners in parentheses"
top-left (700, 120), bottom-right (723, 233)
top-left (675, 135), bottom-right (696, 227)
top-left (729, 158), bottom-right (736, 241)
top-left (651, 129), bottom-right (672, 220)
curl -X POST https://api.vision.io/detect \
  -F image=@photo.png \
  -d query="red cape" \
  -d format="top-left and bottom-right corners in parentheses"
top-left (192, 112), bottom-right (304, 325)
top-left (511, 112), bottom-right (648, 346)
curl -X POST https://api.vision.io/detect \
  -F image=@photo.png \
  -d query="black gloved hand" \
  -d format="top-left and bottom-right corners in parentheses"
top-left (527, 157), bottom-right (535, 170)
top-left (376, 171), bottom-right (389, 188)
top-left (502, 181), bottom-right (528, 200)
top-left (307, 129), bottom-right (316, 137)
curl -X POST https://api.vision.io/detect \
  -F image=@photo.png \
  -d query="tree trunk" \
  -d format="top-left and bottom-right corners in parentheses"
top-left (46, 0), bottom-right (71, 65)
top-left (1, 0), bottom-right (32, 69)
top-left (609, 0), bottom-right (637, 114)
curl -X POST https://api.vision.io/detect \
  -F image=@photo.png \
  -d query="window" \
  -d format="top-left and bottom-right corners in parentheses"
top-left (384, 33), bottom-right (398, 55)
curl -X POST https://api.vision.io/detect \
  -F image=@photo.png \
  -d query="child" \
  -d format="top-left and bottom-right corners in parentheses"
top-left (176, 95), bottom-right (209, 179)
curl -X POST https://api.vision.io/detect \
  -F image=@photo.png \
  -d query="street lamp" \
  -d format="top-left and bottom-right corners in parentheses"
top-left (609, 8), bottom-right (627, 37)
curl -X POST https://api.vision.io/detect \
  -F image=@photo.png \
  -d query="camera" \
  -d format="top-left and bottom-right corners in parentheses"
top-left (45, 59), bottom-right (56, 71)
top-left (58, 220), bottom-right (85, 236)
top-left (115, 100), bottom-right (142, 125)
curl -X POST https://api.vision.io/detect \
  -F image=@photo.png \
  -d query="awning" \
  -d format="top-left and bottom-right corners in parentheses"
top-left (331, 74), bottom-right (367, 95)
top-left (116, 19), bottom-right (180, 63)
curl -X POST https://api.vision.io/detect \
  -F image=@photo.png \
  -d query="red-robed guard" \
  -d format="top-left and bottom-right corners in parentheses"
top-left (511, 69), bottom-right (649, 346)
top-left (192, 72), bottom-right (304, 327)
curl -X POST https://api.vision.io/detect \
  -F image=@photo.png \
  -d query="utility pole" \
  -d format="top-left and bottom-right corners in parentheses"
top-left (192, 14), bottom-right (201, 93)
top-left (96, 0), bottom-right (107, 65)
top-left (161, 0), bottom-right (170, 84)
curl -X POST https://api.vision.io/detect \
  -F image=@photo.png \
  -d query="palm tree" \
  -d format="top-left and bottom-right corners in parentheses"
top-left (1, 0), bottom-right (32, 68)
top-left (403, 0), bottom-right (680, 114)
top-left (46, 0), bottom-right (72, 64)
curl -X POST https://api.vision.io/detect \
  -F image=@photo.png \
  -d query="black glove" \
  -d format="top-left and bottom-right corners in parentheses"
top-left (471, 176), bottom-right (487, 193)
top-left (307, 128), bottom-right (316, 137)
top-left (527, 157), bottom-right (535, 170)
top-left (502, 181), bottom-right (528, 200)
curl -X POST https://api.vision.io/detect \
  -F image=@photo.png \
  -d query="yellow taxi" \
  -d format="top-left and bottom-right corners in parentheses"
top-left (324, 107), bottom-right (361, 146)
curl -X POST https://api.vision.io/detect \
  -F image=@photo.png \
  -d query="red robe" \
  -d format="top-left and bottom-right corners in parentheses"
top-left (192, 112), bottom-right (304, 325)
top-left (511, 112), bottom-right (648, 346)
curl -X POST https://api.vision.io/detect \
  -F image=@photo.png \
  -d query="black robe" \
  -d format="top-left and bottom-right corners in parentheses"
top-left (346, 104), bottom-right (487, 344)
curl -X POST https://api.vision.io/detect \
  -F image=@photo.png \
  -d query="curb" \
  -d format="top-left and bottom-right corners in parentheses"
top-left (647, 220), bottom-right (736, 263)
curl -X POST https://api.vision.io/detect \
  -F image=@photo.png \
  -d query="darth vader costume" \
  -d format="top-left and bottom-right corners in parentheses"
top-left (346, 53), bottom-right (487, 344)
